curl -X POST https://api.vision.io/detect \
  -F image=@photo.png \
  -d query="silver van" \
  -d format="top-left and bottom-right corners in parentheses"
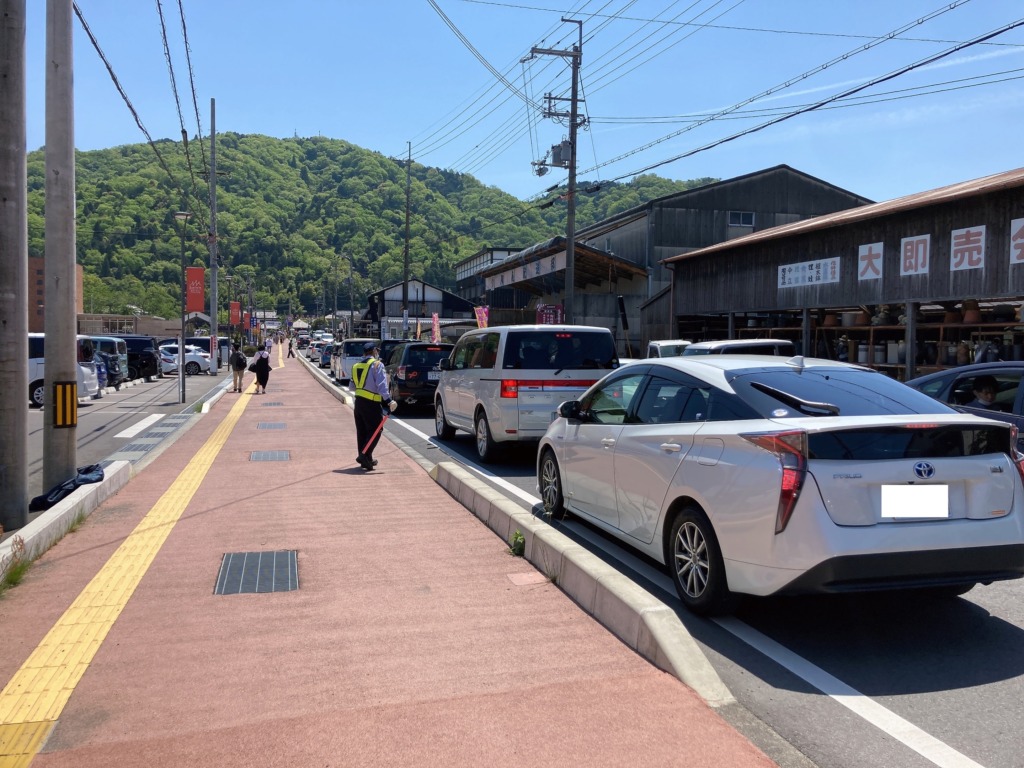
top-left (646, 339), bottom-right (692, 358)
top-left (682, 338), bottom-right (796, 356)
top-left (434, 325), bottom-right (619, 462)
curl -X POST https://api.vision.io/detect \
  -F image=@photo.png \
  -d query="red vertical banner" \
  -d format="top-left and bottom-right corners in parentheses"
top-left (186, 267), bottom-right (205, 313)
top-left (474, 306), bottom-right (489, 328)
top-left (230, 301), bottom-right (241, 325)
top-left (431, 313), bottom-right (440, 343)
top-left (242, 311), bottom-right (250, 330)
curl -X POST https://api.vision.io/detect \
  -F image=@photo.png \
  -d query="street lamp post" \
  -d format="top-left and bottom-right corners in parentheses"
top-left (174, 208), bottom-right (192, 404)
top-left (345, 252), bottom-right (355, 338)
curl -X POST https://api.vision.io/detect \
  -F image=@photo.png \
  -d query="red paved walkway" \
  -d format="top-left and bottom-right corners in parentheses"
top-left (0, 352), bottom-right (775, 767)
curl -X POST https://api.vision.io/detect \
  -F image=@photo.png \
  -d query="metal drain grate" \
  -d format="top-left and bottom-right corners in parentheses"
top-left (256, 422), bottom-right (286, 430)
top-left (250, 450), bottom-right (290, 461)
top-left (214, 550), bottom-right (298, 594)
top-left (262, 401), bottom-right (284, 407)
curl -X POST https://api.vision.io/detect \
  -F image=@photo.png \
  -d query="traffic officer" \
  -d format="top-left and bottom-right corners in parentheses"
top-left (351, 341), bottom-right (397, 471)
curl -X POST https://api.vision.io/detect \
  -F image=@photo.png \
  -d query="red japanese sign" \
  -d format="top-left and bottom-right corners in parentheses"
top-left (186, 267), bottom-right (205, 313)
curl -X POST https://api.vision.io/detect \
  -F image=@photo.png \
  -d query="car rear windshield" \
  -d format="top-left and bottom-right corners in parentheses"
top-left (728, 367), bottom-right (958, 417)
top-left (808, 425), bottom-right (1012, 460)
top-left (405, 345), bottom-right (451, 367)
top-left (502, 330), bottom-right (617, 371)
top-left (343, 341), bottom-right (371, 356)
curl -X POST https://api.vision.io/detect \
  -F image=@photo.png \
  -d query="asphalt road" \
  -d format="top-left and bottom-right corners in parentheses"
top-left (26, 368), bottom-right (230, 501)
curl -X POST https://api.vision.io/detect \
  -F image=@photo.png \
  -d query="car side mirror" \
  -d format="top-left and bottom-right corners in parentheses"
top-left (558, 400), bottom-right (582, 420)
top-left (439, 358), bottom-right (452, 371)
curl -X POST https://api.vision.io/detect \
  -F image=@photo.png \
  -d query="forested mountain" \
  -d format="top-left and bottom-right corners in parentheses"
top-left (25, 133), bottom-right (714, 321)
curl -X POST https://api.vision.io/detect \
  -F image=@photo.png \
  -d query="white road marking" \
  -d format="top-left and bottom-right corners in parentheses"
top-left (714, 617), bottom-right (986, 768)
top-left (114, 414), bottom-right (164, 438)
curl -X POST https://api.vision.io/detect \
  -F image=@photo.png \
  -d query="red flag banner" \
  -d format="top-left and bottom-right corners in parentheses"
top-left (431, 313), bottom-right (440, 343)
top-left (230, 301), bottom-right (241, 325)
top-left (186, 267), bottom-right (205, 313)
top-left (474, 306), bottom-right (489, 328)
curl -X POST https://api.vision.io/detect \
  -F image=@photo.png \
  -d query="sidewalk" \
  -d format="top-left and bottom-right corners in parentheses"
top-left (0, 350), bottom-right (776, 767)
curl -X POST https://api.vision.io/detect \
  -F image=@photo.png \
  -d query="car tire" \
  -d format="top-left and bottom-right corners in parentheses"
top-left (538, 449), bottom-right (566, 520)
top-left (184, 361), bottom-right (201, 375)
top-left (668, 506), bottom-right (732, 615)
top-left (435, 400), bottom-right (455, 440)
top-left (475, 410), bottom-right (500, 463)
top-left (127, 365), bottom-right (139, 381)
top-left (29, 379), bottom-right (44, 408)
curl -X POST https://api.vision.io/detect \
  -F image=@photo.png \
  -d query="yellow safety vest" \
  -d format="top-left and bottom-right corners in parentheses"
top-left (352, 359), bottom-right (382, 402)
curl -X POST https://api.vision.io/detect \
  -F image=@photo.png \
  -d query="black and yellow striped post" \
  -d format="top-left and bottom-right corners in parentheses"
top-left (53, 381), bottom-right (77, 428)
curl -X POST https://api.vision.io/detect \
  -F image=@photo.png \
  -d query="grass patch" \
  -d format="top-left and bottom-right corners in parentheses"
top-left (0, 535), bottom-right (30, 596)
top-left (508, 529), bottom-right (525, 557)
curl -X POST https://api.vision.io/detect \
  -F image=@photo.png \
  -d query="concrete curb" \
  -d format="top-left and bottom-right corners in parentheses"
top-left (428, 460), bottom-right (736, 708)
top-left (0, 460), bottom-right (133, 581)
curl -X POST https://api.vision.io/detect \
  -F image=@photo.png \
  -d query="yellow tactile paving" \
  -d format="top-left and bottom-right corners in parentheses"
top-left (0, 387), bottom-right (251, 767)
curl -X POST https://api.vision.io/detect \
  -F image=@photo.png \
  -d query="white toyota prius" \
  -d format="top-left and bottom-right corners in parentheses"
top-left (537, 355), bottom-right (1024, 615)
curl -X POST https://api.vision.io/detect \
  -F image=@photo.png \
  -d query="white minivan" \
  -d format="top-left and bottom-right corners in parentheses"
top-left (434, 325), bottom-right (619, 462)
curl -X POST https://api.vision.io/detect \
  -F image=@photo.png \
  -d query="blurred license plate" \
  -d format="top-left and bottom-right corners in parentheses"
top-left (428, 371), bottom-right (440, 380)
top-left (881, 485), bottom-right (948, 518)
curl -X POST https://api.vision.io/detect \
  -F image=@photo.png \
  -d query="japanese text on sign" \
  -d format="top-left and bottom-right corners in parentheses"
top-left (900, 235), bottom-right (930, 276)
top-left (950, 226), bottom-right (986, 271)
top-left (1010, 219), bottom-right (1024, 264)
top-left (778, 257), bottom-right (840, 288)
top-left (858, 243), bottom-right (883, 281)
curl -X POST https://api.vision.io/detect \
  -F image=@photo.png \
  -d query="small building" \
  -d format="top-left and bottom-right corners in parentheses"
top-left (464, 166), bottom-right (872, 355)
top-left (365, 279), bottom-right (477, 341)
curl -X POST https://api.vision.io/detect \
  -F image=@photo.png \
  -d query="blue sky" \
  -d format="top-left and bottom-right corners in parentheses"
top-left (22, 1), bottom-right (1024, 204)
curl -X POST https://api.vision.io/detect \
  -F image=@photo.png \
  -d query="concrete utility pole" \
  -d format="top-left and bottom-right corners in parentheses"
top-left (208, 98), bottom-right (219, 371)
top-left (403, 142), bottom-right (411, 338)
top-left (0, 0), bottom-right (29, 530)
top-left (175, 202), bottom-right (191, 404)
top-left (42, 0), bottom-right (78, 491)
top-left (532, 18), bottom-right (583, 324)
top-left (346, 253), bottom-right (355, 338)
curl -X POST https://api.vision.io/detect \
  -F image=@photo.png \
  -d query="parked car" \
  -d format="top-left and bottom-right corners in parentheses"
top-left (335, 338), bottom-right (380, 384)
top-left (306, 340), bottom-right (326, 361)
top-left (296, 334), bottom-right (311, 349)
top-left (646, 339), bottom-right (692, 358)
top-left (158, 344), bottom-right (212, 375)
top-left (119, 334), bottom-right (162, 381)
top-left (379, 338), bottom-right (412, 368)
top-left (536, 355), bottom-right (1024, 615)
top-left (157, 336), bottom-right (230, 368)
top-left (682, 338), bottom-right (796, 356)
top-left (92, 353), bottom-right (107, 396)
top-left (385, 342), bottom-right (454, 411)
top-left (434, 325), bottom-right (620, 462)
top-left (27, 333), bottom-right (100, 407)
top-left (319, 344), bottom-right (333, 368)
top-left (95, 349), bottom-right (125, 390)
top-left (89, 335), bottom-right (129, 378)
top-left (906, 361), bottom-right (1024, 450)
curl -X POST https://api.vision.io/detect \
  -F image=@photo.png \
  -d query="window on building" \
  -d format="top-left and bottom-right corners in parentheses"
top-left (728, 211), bottom-right (755, 227)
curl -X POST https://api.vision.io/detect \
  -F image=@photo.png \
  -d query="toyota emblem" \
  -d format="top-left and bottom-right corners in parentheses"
top-left (913, 461), bottom-right (935, 480)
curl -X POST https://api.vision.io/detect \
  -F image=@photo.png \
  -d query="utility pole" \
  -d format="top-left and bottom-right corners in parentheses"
top-left (403, 141), bottom-right (411, 338)
top-left (532, 18), bottom-right (584, 324)
top-left (0, 0), bottom-right (29, 530)
top-left (208, 97), bottom-right (219, 372)
top-left (346, 253), bottom-right (355, 338)
top-left (42, 0), bottom-right (78, 491)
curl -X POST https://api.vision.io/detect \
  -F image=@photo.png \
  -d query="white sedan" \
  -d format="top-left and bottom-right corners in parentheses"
top-left (159, 344), bottom-right (212, 375)
top-left (537, 355), bottom-right (1024, 615)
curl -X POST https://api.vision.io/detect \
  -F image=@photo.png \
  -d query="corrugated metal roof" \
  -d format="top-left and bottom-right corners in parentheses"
top-left (663, 166), bottom-right (1024, 264)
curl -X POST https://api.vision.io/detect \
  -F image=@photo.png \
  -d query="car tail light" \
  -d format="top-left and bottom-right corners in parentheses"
top-left (741, 430), bottom-right (808, 534)
top-left (1010, 426), bottom-right (1024, 488)
top-left (500, 379), bottom-right (598, 399)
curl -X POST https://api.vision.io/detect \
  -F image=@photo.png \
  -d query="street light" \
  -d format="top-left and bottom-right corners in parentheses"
top-left (174, 208), bottom-right (192, 404)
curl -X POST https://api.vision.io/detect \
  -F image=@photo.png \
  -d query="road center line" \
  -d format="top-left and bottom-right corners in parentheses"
top-left (714, 617), bottom-right (986, 768)
top-left (113, 413), bottom-right (164, 438)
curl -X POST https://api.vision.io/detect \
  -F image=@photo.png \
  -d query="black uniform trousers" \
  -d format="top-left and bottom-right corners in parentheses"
top-left (354, 396), bottom-right (385, 460)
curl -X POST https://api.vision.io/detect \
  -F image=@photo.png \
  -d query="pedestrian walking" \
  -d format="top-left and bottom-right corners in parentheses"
top-left (351, 341), bottom-right (397, 471)
top-left (229, 344), bottom-right (247, 392)
top-left (287, 338), bottom-right (295, 358)
top-left (252, 343), bottom-right (271, 394)
top-left (264, 334), bottom-right (273, 357)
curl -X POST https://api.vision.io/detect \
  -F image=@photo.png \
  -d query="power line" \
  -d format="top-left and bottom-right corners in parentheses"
top-left (608, 16), bottom-right (1024, 182)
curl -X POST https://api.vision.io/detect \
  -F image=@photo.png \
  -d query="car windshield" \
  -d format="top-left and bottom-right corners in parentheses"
top-left (502, 330), bottom-right (617, 370)
top-left (728, 367), bottom-right (958, 417)
top-left (405, 345), bottom-right (451, 366)
top-left (343, 340), bottom-right (372, 356)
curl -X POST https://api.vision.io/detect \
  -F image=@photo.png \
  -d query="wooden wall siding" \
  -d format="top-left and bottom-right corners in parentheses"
top-left (673, 187), bottom-right (1023, 313)
top-left (580, 216), bottom-right (648, 264)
